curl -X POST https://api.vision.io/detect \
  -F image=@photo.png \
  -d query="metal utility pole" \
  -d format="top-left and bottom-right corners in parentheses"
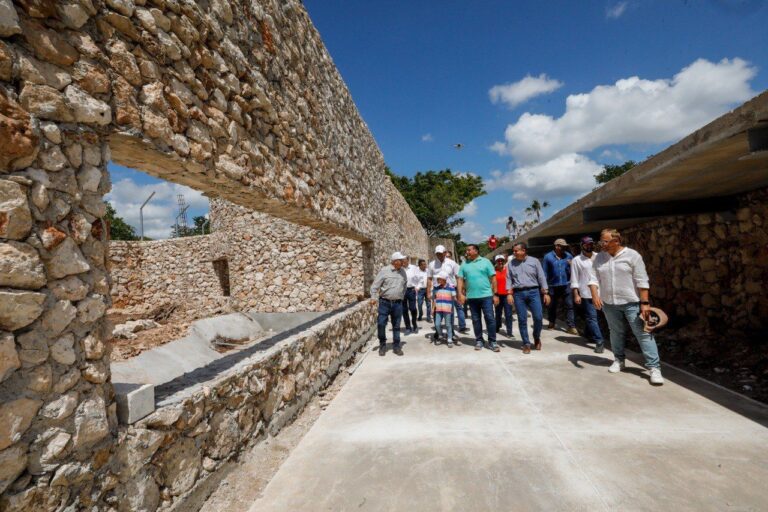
top-left (139, 191), bottom-right (155, 241)
top-left (174, 194), bottom-right (189, 237)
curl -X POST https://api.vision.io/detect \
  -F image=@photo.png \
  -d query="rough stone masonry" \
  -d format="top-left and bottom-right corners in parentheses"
top-left (0, 0), bottom-right (428, 509)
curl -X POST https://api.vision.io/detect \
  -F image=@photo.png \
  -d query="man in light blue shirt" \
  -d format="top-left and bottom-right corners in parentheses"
top-left (542, 238), bottom-right (576, 334)
top-left (457, 244), bottom-right (499, 352)
top-left (506, 242), bottom-right (551, 353)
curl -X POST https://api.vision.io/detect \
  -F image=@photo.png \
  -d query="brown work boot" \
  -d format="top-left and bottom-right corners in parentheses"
top-left (534, 339), bottom-right (542, 350)
top-left (547, 323), bottom-right (555, 330)
top-left (567, 327), bottom-right (578, 335)
top-left (522, 344), bottom-right (531, 354)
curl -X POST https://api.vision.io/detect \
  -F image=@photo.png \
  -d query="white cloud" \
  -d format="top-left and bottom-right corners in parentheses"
top-left (421, 133), bottom-right (434, 142)
top-left (457, 220), bottom-right (485, 243)
top-left (460, 200), bottom-right (478, 217)
top-left (491, 58), bottom-right (757, 165)
top-left (599, 148), bottom-right (625, 161)
top-left (489, 74), bottom-right (564, 109)
top-left (106, 178), bottom-right (209, 239)
top-left (485, 153), bottom-right (603, 199)
top-left (606, 1), bottom-right (629, 19)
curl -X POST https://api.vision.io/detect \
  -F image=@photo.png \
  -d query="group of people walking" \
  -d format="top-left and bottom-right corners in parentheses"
top-left (369, 228), bottom-right (664, 385)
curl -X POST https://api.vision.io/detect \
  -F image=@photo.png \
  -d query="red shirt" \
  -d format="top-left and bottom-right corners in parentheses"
top-left (488, 237), bottom-right (498, 250)
top-left (495, 269), bottom-right (508, 295)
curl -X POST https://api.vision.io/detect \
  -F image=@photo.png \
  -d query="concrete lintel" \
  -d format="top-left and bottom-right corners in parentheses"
top-left (114, 382), bottom-right (155, 424)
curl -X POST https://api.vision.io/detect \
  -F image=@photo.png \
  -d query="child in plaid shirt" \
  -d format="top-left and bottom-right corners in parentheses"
top-left (433, 272), bottom-right (457, 347)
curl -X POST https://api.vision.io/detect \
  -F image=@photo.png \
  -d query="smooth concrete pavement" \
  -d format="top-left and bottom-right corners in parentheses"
top-left (249, 318), bottom-right (768, 511)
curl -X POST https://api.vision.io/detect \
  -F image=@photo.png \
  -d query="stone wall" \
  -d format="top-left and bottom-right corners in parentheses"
top-left (622, 187), bottom-right (768, 339)
top-left (108, 199), bottom-right (365, 320)
top-left (0, 0), bottom-right (427, 509)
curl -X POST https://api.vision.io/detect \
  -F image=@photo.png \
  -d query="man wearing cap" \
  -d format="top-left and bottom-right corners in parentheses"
top-left (427, 245), bottom-right (467, 337)
top-left (457, 244), bottom-right (500, 351)
top-left (571, 236), bottom-right (605, 353)
top-left (415, 259), bottom-right (431, 323)
top-left (506, 242), bottom-right (550, 354)
top-left (542, 238), bottom-right (577, 334)
top-left (588, 228), bottom-right (664, 385)
top-left (370, 252), bottom-right (408, 356)
top-left (401, 256), bottom-right (420, 335)
top-left (494, 254), bottom-right (514, 338)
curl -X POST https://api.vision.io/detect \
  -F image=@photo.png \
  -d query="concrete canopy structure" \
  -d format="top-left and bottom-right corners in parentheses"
top-left (493, 90), bottom-right (768, 254)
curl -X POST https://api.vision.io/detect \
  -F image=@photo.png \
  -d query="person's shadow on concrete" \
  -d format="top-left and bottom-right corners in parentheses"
top-left (555, 335), bottom-right (593, 350)
top-left (568, 354), bottom-right (650, 381)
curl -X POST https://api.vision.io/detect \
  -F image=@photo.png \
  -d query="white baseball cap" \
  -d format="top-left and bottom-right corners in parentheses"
top-left (434, 245), bottom-right (446, 253)
top-left (436, 270), bottom-right (449, 280)
top-left (494, 254), bottom-right (506, 261)
top-left (391, 251), bottom-right (406, 260)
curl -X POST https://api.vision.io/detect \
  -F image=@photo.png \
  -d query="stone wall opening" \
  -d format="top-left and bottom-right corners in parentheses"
top-left (212, 258), bottom-right (230, 297)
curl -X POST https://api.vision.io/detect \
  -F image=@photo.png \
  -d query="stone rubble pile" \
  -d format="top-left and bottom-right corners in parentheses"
top-left (111, 319), bottom-right (159, 340)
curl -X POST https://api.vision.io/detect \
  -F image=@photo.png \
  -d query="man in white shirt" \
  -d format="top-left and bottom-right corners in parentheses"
top-left (402, 256), bottom-right (420, 334)
top-left (414, 259), bottom-right (431, 322)
top-left (427, 245), bottom-right (468, 335)
top-left (571, 236), bottom-right (605, 353)
top-left (588, 228), bottom-right (663, 385)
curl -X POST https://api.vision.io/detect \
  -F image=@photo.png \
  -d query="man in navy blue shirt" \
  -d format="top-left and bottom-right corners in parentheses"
top-left (542, 238), bottom-right (577, 334)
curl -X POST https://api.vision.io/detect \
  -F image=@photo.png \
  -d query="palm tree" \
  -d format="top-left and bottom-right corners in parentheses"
top-left (525, 199), bottom-right (550, 223)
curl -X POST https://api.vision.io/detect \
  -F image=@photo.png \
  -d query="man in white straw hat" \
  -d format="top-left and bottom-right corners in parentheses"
top-left (370, 252), bottom-right (408, 356)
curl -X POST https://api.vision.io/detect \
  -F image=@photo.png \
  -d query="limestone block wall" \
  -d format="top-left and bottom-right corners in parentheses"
top-left (108, 199), bottom-right (365, 320)
top-left (109, 234), bottom-right (233, 319)
top-left (622, 187), bottom-right (768, 338)
top-left (0, 0), bottom-right (427, 509)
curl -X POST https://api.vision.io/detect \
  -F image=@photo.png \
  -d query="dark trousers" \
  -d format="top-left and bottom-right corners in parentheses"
top-left (402, 288), bottom-right (418, 330)
top-left (514, 289), bottom-right (543, 346)
top-left (417, 288), bottom-right (432, 321)
top-left (494, 293), bottom-right (513, 336)
top-left (579, 298), bottom-right (604, 344)
top-left (377, 299), bottom-right (403, 347)
top-left (467, 296), bottom-right (497, 346)
top-left (548, 285), bottom-right (575, 327)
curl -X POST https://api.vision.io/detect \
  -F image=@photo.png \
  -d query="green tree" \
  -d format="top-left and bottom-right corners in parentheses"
top-left (525, 199), bottom-right (550, 223)
top-left (105, 202), bottom-right (139, 241)
top-left (594, 160), bottom-right (636, 186)
top-left (386, 167), bottom-right (486, 238)
top-left (172, 215), bottom-right (209, 237)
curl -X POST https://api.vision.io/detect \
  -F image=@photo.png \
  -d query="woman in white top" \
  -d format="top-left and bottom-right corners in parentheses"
top-left (588, 228), bottom-right (664, 385)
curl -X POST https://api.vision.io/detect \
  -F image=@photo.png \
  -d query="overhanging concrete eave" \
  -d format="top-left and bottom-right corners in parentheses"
top-left (494, 90), bottom-right (768, 253)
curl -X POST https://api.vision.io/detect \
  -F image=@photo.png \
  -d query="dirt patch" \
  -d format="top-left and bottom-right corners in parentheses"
top-left (211, 335), bottom-right (251, 353)
top-left (109, 319), bottom-right (191, 361)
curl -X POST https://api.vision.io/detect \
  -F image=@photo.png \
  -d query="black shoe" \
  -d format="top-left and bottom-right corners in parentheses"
top-left (378, 346), bottom-right (386, 356)
top-left (594, 344), bottom-right (605, 354)
top-left (459, 327), bottom-right (470, 334)
top-left (393, 346), bottom-right (403, 356)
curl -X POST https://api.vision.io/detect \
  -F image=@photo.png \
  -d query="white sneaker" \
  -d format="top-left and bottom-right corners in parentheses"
top-left (649, 367), bottom-right (664, 385)
top-left (608, 360), bottom-right (625, 373)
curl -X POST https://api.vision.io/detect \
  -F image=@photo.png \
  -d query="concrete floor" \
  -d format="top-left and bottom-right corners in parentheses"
top-left (248, 318), bottom-right (768, 512)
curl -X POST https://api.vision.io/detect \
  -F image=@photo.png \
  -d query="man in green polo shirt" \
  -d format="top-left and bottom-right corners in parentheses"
top-left (457, 244), bottom-right (500, 352)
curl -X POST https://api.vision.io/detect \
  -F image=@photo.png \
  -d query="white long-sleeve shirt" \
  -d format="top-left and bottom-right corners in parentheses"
top-left (588, 247), bottom-right (650, 305)
top-left (406, 264), bottom-right (424, 289)
top-left (571, 253), bottom-right (597, 299)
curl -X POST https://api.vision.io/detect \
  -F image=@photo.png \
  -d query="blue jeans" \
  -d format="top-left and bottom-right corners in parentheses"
top-left (513, 289), bottom-right (543, 346)
top-left (402, 288), bottom-right (418, 330)
top-left (580, 298), bottom-right (604, 344)
top-left (467, 296), bottom-right (497, 347)
top-left (377, 299), bottom-right (403, 347)
top-left (548, 285), bottom-right (575, 327)
top-left (602, 302), bottom-right (660, 368)
top-left (434, 312), bottom-right (453, 342)
top-left (417, 288), bottom-right (432, 321)
top-left (453, 297), bottom-right (467, 330)
top-left (494, 293), bottom-right (513, 336)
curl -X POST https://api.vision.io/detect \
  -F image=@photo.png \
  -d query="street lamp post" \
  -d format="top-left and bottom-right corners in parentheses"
top-left (139, 191), bottom-right (155, 241)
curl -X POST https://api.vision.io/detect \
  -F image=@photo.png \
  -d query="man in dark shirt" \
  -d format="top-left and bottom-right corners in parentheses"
top-left (542, 238), bottom-right (577, 334)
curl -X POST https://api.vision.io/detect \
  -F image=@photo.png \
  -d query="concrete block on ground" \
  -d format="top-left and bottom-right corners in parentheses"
top-left (114, 382), bottom-right (155, 424)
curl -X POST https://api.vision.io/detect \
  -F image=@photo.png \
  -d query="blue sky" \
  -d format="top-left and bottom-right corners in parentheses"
top-left (304, 0), bottom-right (768, 241)
top-left (109, 0), bottom-right (767, 241)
